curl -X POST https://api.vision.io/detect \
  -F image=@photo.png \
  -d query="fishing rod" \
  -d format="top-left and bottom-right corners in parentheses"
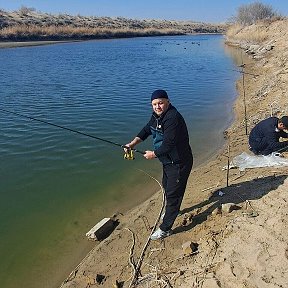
top-left (0, 108), bottom-right (145, 158)
top-left (276, 145), bottom-right (288, 154)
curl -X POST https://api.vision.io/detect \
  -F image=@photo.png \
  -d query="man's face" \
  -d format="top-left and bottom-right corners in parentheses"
top-left (278, 122), bottom-right (288, 131)
top-left (151, 98), bottom-right (170, 116)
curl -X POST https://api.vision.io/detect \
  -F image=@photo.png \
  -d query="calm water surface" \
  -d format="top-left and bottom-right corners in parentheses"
top-left (0, 35), bottom-right (239, 288)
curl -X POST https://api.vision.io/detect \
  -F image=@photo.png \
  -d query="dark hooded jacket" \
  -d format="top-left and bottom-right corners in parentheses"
top-left (137, 104), bottom-right (192, 165)
top-left (249, 117), bottom-right (288, 155)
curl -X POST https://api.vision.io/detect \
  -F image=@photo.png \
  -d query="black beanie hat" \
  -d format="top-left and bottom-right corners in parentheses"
top-left (280, 116), bottom-right (288, 128)
top-left (151, 89), bottom-right (169, 102)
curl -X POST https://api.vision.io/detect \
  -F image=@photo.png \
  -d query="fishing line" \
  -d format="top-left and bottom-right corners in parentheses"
top-left (0, 108), bottom-right (145, 155)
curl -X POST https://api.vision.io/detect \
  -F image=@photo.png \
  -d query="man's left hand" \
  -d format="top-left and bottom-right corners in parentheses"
top-left (144, 150), bottom-right (156, 160)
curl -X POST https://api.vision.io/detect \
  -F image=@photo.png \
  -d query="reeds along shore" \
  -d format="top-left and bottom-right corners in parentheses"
top-left (0, 25), bottom-right (185, 41)
top-left (0, 9), bottom-right (226, 41)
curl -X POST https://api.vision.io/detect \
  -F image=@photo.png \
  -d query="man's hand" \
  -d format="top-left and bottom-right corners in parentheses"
top-left (123, 143), bottom-right (133, 153)
top-left (124, 137), bottom-right (142, 152)
top-left (144, 150), bottom-right (156, 160)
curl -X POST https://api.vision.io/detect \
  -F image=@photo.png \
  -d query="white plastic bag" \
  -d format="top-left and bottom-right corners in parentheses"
top-left (232, 152), bottom-right (288, 171)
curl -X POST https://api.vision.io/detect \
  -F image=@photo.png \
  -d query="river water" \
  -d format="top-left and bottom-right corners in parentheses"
top-left (0, 35), bottom-right (239, 288)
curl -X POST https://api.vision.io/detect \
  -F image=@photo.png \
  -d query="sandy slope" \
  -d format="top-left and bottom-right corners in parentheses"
top-left (60, 19), bottom-right (288, 288)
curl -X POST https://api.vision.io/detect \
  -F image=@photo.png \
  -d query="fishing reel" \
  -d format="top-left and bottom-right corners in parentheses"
top-left (124, 149), bottom-right (135, 160)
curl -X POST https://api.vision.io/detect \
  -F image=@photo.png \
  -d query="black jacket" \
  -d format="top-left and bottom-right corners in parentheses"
top-left (137, 104), bottom-right (192, 164)
top-left (249, 117), bottom-right (288, 155)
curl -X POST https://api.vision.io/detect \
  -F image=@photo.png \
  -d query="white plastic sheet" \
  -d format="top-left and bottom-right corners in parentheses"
top-left (232, 152), bottom-right (288, 171)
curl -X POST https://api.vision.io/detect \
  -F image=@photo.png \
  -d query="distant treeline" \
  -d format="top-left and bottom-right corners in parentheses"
top-left (0, 8), bottom-right (226, 41)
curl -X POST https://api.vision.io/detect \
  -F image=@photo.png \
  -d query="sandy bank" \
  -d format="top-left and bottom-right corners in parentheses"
top-left (60, 19), bottom-right (288, 288)
top-left (0, 40), bottom-right (82, 49)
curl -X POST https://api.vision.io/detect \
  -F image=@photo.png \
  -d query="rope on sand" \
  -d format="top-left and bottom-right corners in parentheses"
top-left (125, 228), bottom-right (137, 278)
top-left (128, 169), bottom-right (166, 288)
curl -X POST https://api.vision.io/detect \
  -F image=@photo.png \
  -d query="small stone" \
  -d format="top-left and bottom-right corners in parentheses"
top-left (182, 241), bottom-right (198, 255)
top-left (96, 274), bottom-right (105, 284)
top-left (222, 203), bottom-right (240, 213)
top-left (86, 218), bottom-right (115, 240)
top-left (264, 44), bottom-right (274, 51)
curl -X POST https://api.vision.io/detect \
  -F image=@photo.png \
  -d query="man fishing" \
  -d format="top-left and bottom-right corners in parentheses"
top-left (249, 115), bottom-right (288, 155)
top-left (125, 89), bottom-right (193, 240)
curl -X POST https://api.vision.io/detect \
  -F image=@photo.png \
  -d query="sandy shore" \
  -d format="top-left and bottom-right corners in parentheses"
top-left (0, 40), bottom-right (83, 49)
top-left (60, 19), bottom-right (288, 288)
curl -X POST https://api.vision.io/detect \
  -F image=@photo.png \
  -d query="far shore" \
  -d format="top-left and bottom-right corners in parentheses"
top-left (0, 40), bottom-right (82, 49)
top-left (0, 9), bottom-right (226, 50)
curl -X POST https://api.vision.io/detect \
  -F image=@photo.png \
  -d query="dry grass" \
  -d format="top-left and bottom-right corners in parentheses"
top-left (241, 27), bottom-right (268, 43)
top-left (226, 24), bottom-right (244, 38)
top-left (0, 24), bottom-right (183, 41)
top-left (0, 9), bottom-right (226, 41)
top-left (226, 23), bottom-right (268, 43)
top-left (226, 16), bottom-right (287, 44)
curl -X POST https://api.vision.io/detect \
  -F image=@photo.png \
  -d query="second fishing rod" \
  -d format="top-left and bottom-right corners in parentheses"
top-left (0, 108), bottom-right (145, 159)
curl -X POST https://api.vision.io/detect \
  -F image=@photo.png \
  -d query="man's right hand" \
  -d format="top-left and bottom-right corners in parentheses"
top-left (123, 137), bottom-right (142, 152)
top-left (123, 143), bottom-right (133, 152)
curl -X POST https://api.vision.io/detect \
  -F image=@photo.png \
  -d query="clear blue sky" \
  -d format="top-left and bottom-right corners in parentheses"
top-left (0, 0), bottom-right (287, 22)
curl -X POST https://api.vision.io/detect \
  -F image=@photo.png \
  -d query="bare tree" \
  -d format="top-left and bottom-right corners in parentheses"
top-left (234, 1), bottom-right (279, 25)
top-left (19, 6), bottom-right (36, 16)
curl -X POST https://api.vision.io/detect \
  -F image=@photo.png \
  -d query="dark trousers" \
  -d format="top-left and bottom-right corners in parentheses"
top-left (250, 138), bottom-right (288, 155)
top-left (160, 157), bottom-right (193, 232)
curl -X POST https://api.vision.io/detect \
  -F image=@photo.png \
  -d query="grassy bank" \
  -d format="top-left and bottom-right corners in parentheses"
top-left (0, 8), bottom-right (226, 41)
top-left (225, 17), bottom-right (286, 44)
